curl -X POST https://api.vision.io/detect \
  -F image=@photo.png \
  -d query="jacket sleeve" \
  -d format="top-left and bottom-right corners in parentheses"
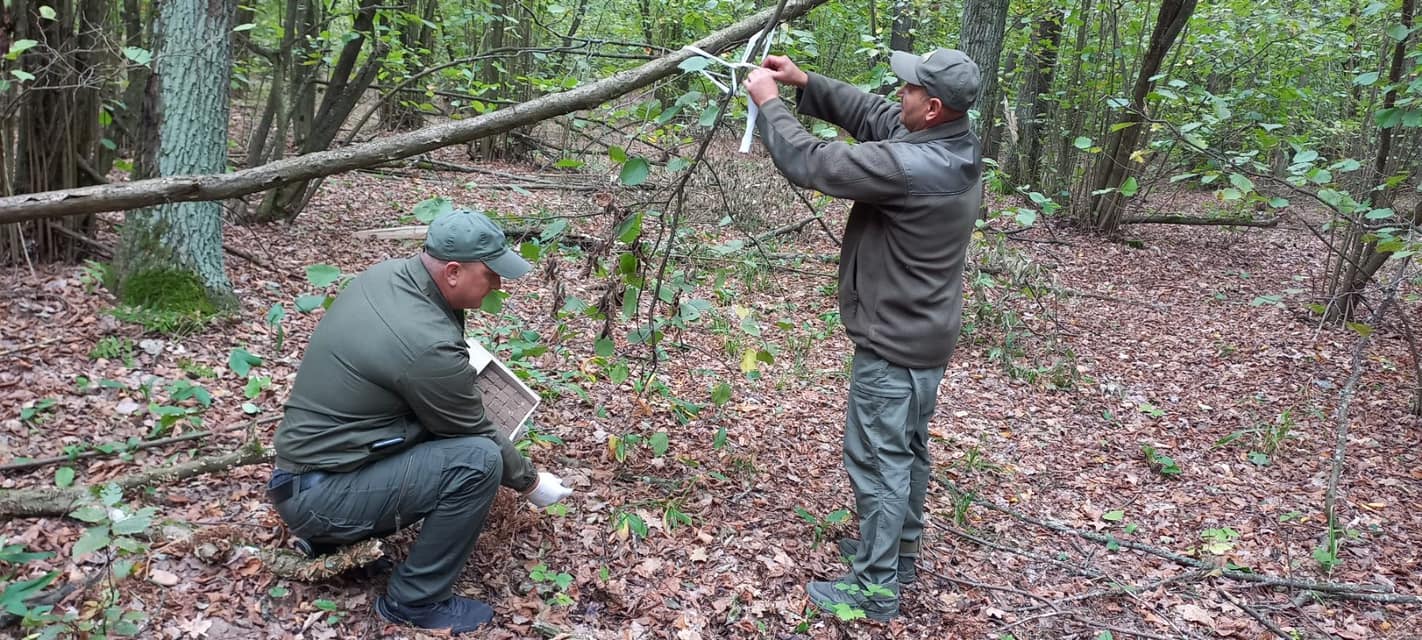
top-left (794, 72), bottom-right (907, 143)
top-left (397, 341), bottom-right (538, 491)
top-left (754, 97), bottom-right (907, 204)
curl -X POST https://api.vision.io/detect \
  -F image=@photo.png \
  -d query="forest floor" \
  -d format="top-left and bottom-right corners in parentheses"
top-left (2, 137), bottom-right (1421, 640)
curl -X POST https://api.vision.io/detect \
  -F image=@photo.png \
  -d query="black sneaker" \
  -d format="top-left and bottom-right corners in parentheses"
top-left (837, 538), bottom-right (917, 584)
top-left (294, 538), bottom-right (341, 558)
top-left (375, 595), bottom-right (494, 634)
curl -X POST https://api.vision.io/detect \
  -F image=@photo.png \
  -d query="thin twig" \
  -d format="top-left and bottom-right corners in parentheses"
top-left (1, 429), bottom-right (216, 472)
top-left (1218, 588), bottom-right (1293, 640)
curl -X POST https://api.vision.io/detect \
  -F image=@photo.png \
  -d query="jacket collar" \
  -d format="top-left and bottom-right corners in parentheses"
top-left (404, 254), bottom-right (465, 329)
top-left (902, 115), bottom-right (972, 143)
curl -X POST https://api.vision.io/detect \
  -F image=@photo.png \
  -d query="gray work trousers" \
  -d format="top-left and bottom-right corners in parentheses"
top-left (844, 347), bottom-right (945, 592)
top-left (272, 436), bottom-right (503, 605)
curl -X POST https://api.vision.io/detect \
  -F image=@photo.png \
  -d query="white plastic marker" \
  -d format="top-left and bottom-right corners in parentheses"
top-left (681, 26), bottom-right (778, 153)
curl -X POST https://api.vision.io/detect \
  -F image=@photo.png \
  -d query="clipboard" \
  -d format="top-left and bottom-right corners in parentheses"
top-left (466, 338), bottom-right (539, 442)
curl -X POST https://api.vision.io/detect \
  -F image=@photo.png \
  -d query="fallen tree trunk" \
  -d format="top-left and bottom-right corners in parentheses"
top-left (1120, 214), bottom-right (1281, 227)
top-left (0, 440), bottom-right (271, 519)
top-left (0, 0), bottom-right (828, 224)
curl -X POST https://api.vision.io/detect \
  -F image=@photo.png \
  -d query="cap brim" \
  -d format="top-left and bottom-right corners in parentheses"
top-left (484, 249), bottom-right (533, 280)
top-left (889, 51), bottom-right (921, 85)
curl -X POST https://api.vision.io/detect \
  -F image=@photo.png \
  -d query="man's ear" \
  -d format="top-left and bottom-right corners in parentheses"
top-left (440, 261), bottom-right (462, 287)
top-left (927, 96), bottom-right (944, 120)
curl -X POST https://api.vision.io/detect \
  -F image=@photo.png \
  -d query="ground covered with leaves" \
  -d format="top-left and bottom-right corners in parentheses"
top-left (2, 141), bottom-right (1420, 639)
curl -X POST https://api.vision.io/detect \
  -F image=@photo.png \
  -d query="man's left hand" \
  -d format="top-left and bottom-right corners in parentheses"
top-left (743, 68), bottom-right (779, 106)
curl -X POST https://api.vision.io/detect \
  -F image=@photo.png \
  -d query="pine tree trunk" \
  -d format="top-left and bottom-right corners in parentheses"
top-left (958, 0), bottom-right (1010, 153)
top-left (116, 0), bottom-right (235, 307)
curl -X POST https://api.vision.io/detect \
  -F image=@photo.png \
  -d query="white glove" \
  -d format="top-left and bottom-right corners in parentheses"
top-left (526, 471), bottom-right (573, 508)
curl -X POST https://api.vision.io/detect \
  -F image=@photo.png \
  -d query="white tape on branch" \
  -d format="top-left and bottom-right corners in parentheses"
top-left (681, 25), bottom-right (778, 154)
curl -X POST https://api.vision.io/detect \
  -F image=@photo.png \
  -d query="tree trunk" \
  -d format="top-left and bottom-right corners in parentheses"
top-left (1077, 0), bottom-right (1197, 234)
top-left (0, 0), bottom-right (103, 266)
top-left (255, 0), bottom-right (384, 221)
top-left (115, 0), bottom-right (235, 308)
top-left (1325, 0), bottom-right (1415, 322)
top-left (380, 0), bottom-right (438, 132)
top-left (0, 0), bottom-right (831, 222)
top-left (1008, 9), bottom-right (1062, 189)
top-left (958, 0), bottom-right (1010, 152)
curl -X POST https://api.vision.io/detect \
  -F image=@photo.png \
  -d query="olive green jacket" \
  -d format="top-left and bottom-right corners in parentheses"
top-left (273, 255), bottom-right (537, 491)
top-left (754, 72), bottom-right (982, 369)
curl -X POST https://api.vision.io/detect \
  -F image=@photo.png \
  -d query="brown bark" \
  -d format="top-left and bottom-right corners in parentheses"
top-left (0, 0), bottom-right (832, 224)
top-left (1080, 0), bottom-right (1198, 234)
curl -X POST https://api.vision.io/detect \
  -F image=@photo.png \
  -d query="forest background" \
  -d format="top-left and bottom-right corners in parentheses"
top-left (0, 0), bottom-right (1419, 637)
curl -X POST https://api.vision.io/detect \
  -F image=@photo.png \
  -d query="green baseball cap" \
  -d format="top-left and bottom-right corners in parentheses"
top-left (424, 209), bottom-right (532, 279)
top-left (889, 48), bottom-right (981, 113)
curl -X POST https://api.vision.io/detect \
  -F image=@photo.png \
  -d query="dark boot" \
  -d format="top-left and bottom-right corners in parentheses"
top-left (375, 595), bottom-right (494, 635)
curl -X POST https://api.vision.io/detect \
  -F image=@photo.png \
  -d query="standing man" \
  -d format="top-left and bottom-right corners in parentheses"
top-left (743, 49), bottom-right (982, 620)
top-left (269, 209), bottom-right (573, 635)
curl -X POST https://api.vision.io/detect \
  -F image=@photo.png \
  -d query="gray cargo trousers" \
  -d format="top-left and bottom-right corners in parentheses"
top-left (270, 436), bottom-right (503, 605)
top-left (844, 347), bottom-right (945, 592)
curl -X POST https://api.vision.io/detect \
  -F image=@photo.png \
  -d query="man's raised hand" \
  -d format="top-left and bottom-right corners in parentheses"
top-left (761, 55), bottom-right (809, 88)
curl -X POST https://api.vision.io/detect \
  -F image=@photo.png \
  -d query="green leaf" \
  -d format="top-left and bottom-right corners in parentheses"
top-left (480, 289), bottom-right (507, 314)
top-left (1102, 510), bottom-right (1125, 522)
top-left (1228, 173), bottom-right (1254, 194)
top-left (313, 599), bottom-right (339, 612)
top-left (1267, 197), bottom-right (1289, 209)
top-left (607, 146), bottom-right (627, 164)
top-left (305, 264), bottom-right (342, 288)
top-left (265, 303), bottom-right (286, 327)
top-left (69, 505), bottom-right (108, 523)
top-left (72, 526), bottom-right (111, 558)
top-left (614, 212), bottom-right (644, 244)
top-left (99, 483), bottom-right (123, 506)
top-left (7, 39), bottom-right (38, 58)
top-left (1346, 322), bottom-right (1373, 337)
top-left (608, 361), bottom-right (629, 384)
top-left (1118, 177), bottom-right (1139, 197)
top-left (1014, 208), bottom-right (1038, 227)
top-left (678, 56), bottom-right (711, 72)
top-left (233, 22), bottom-right (256, 32)
top-left (1095, 632), bottom-right (1114, 640)
top-left (1248, 452), bottom-right (1270, 466)
top-left (1108, 121), bottom-right (1137, 133)
top-left (227, 347), bottom-right (262, 377)
top-left (412, 196), bottom-right (453, 223)
top-left (699, 103), bottom-right (721, 128)
top-left (711, 381), bottom-right (732, 406)
top-left (553, 158), bottom-right (584, 169)
top-left (242, 402), bottom-right (261, 415)
top-left (1251, 295), bottom-right (1283, 307)
top-left (1329, 158), bottom-right (1360, 172)
top-left (1073, 136), bottom-right (1092, 150)
top-left (55, 466), bottom-right (75, 488)
top-left (595, 338), bottom-right (615, 357)
top-left (111, 509), bottom-right (153, 535)
top-left (1353, 71), bottom-right (1379, 86)
top-left (121, 46), bottom-right (152, 66)
top-left (1376, 108), bottom-right (1402, 129)
top-left (649, 431), bottom-right (669, 456)
top-left (619, 157), bottom-right (650, 186)
top-left (1386, 23), bottom-right (1411, 41)
top-left (1364, 208), bottom-right (1395, 220)
top-left (826, 509), bottom-right (849, 524)
top-left (11, 69), bottom-right (35, 82)
top-left (294, 294), bottom-right (327, 313)
top-left (666, 157), bottom-right (691, 172)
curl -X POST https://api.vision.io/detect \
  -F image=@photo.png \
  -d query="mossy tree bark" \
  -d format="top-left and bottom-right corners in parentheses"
top-left (115, 0), bottom-right (236, 309)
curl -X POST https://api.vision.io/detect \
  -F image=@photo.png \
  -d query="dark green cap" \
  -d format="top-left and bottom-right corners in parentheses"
top-left (424, 209), bottom-right (532, 279)
top-left (890, 48), bottom-right (981, 113)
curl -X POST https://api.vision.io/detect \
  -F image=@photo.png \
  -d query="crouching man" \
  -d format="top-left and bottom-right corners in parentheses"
top-left (268, 209), bottom-right (572, 635)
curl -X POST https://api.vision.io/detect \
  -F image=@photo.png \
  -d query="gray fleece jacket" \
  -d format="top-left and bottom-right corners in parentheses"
top-left (755, 71), bottom-right (981, 369)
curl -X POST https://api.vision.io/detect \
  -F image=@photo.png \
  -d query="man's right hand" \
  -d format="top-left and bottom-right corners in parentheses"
top-left (761, 55), bottom-right (809, 88)
top-left (526, 471), bottom-right (573, 507)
